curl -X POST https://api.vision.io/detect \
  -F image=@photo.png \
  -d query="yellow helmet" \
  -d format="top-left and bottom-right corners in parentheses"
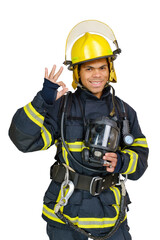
top-left (71, 33), bottom-right (114, 65)
top-left (64, 20), bottom-right (121, 89)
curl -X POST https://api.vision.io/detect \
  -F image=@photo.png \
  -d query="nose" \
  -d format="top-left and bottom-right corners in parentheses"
top-left (92, 69), bottom-right (101, 78)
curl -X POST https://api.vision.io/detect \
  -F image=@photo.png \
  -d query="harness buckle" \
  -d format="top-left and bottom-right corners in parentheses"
top-left (90, 176), bottom-right (103, 196)
top-left (116, 174), bottom-right (128, 186)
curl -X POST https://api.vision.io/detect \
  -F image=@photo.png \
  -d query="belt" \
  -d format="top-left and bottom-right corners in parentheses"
top-left (50, 164), bottom-right (119, 196)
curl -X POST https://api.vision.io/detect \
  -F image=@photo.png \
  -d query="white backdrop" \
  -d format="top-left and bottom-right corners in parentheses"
top-left (0, 0), bottom-right (159, 239)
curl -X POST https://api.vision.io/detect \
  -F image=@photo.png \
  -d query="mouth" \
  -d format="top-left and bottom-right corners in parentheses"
top-left (89, 81), bottom-right (103, 87)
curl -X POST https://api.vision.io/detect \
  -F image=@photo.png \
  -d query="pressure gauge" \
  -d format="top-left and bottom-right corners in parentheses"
top-left (123, 134), bottom-right (134, 146)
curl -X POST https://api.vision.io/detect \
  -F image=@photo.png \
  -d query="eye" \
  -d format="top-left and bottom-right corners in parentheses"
top-left (86, 67), bottom-right (92, 71)
top-left (100, 66), bottom-right (106, 70)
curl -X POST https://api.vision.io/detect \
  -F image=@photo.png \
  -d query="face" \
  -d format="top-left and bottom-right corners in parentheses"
top-left (79, 58), bottom-right (109, 98)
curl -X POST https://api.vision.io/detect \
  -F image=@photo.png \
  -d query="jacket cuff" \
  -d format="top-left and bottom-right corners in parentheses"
top-left (114, 152), bottom-right (123, 173)
top-left (41, 78), bottom-right (60, 105)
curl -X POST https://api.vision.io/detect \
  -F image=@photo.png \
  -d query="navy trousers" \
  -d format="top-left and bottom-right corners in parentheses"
top-left (46, 221), bottom-right (132, 240)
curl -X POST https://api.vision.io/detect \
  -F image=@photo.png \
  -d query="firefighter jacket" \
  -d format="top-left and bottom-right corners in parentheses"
top-left (9, 86), bottom-right (149, 235)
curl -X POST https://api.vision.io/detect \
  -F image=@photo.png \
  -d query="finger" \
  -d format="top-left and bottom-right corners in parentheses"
top-left (45, 68), bottom-right (48, 79)
top-left (49, 65), bottom-right (56, 79)
top-left (103, 160), bottom-right (116, 167)
top-left (56, 88), bottom-right (68, 100)
top-left (104, 152), bottom-right (117, 158)
top-left (53, 66), bottom-right (63, 81)
top-left (56, 81), bottom-right (66, 88)
top-left (103, 156), bottom-right (117, 162)
top-left (106, 166), bottom-right (115, 173)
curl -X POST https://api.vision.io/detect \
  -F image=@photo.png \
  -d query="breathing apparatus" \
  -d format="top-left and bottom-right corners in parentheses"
top-left (61, 89), bottom-right (134, 172)
top-left (82, 116), bottom-right (120, 167)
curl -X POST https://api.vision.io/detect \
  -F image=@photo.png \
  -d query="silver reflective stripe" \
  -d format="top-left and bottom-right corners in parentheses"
top-left (24, 103), bottom-right (52, 150)
top-left (42, 206), bottom-right (118, 228)
top-left (131, 138), bottom-right (148, 147)
top-left (25, 103), bottom-right (44, 126)
top-left (67, 142), bottom-right (86, 151)
top-left (41, 126), bottom-right (51, 150)
top-left (42, 185), bottom-right (122, 228)
top-left (122, 149), bottom-right (138, 174)
top-left (110, 187), bottom-right (120, 205)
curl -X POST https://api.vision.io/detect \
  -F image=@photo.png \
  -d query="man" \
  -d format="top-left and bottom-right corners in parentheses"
top-left (9, 20), bottom-right (149, 240)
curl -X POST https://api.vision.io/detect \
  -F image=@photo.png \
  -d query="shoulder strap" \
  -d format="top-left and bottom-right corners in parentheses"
top-left (114, 97), bottom-right (127, 120)
top-left (57, 92), bottom-right (72, 120)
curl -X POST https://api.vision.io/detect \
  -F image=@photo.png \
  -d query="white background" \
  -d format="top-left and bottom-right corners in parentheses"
top-left (0, 0), bottom-right (159, 239)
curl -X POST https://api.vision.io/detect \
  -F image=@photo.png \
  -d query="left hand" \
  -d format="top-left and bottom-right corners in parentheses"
top-left (45, 65), bottom-right (68, 100)
top-left (103, 152), bottom-right (118, 172)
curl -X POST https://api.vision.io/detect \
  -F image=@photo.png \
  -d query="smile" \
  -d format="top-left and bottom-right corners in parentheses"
top-left (89, 81), bottom-right (103, 86)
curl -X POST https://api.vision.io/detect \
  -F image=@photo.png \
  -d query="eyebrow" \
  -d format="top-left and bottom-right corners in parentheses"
top-left (83, 64), bottom-right (108, 69)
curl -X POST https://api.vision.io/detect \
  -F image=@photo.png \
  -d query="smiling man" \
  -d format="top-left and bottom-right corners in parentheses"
top-left (79, 58), bottom-right (110, 98)
top-left (9, 20), bottom-right (149, 240)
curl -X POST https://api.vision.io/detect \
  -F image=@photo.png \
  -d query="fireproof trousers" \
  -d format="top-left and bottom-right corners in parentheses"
top-left (46, 221), bottom-right (132, 240)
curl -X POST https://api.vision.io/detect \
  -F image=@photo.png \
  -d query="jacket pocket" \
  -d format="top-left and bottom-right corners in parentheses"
top-left (65, 123), bottom-right (84, 142)
top-left (43, 180), bottom-right (61, 208)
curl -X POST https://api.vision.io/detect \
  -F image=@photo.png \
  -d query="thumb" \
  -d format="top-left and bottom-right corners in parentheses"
top-left (56, 87), bottom-right (68, 100)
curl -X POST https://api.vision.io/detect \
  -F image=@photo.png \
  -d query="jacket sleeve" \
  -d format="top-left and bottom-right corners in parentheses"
top-left (119, 102), bottom-right (149, 180)
top-left (9, 91), bottom-right (61, 153)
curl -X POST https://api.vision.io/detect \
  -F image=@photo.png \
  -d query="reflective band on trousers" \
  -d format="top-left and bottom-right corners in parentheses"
top-left (23, 102), bottom-right (52, 150)
top-left (42, 186), bottom-right (127, 229)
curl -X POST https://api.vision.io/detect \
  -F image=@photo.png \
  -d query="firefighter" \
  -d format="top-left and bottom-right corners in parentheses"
top-left (9, 20), bottom-right (149, 240)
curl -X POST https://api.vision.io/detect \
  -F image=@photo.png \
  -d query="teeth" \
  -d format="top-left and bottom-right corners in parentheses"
top-left (91, 82), bottom-right (101, 84)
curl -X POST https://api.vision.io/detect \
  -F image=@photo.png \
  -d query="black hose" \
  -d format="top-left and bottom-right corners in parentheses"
top-left (61, 92), bottom-right (106, 173)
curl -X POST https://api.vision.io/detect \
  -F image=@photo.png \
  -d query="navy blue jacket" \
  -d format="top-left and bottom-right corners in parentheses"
top-left (9, 85), bottom-right (149, 234)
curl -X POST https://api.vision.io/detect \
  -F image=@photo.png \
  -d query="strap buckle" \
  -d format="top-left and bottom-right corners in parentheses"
top-left (116, 174), bottom-right (128, 186)
top-left (90, 177), bottom-right (103, 196)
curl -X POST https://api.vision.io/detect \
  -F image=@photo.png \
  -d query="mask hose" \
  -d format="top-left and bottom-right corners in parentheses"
top-left (109, 85), bottom-right (116, 117)
top-left (61, 92), bottom-right (106, 173)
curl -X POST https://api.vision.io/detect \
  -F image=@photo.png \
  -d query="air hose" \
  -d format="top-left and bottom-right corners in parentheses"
top-left (61, 91), bottom-right (106, 173)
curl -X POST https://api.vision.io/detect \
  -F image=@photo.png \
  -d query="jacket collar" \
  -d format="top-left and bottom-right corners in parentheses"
top-left (75, 86), bottom-right (111, 101)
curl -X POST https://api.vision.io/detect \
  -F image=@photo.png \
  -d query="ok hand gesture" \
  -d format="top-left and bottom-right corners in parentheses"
top-left (45, 65), bottom-right (68, 100)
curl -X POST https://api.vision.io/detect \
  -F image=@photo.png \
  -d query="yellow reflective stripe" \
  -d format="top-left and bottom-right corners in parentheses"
top-left (110, 186), bottom-right (121, 205)
top-left (43, 186), bottom-right (127, 228)
top-left (43, 204), bottom-right (120, 228)
top-left (43, 204), bottom-right (64, 224)
top-left (67, 141), bottom-right (88, 152)
top-left (23, 102), bottom-right (52, 150)
top-left (61, 142), bottom-right (86, 165)
top-left (121, 149), bottom-right (138, 174)
top-left (62, 146), bottom-right (69, 166)
top-left (131, 138), bottom-right (148, 148)
top-left (27, 102), bottom-right (44, 122)
top-left (24, 103), bottom-right (44, 128)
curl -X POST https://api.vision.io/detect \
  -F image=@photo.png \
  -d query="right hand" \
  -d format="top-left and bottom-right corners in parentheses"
top-left (45, 64), bottom-right (68, 100)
